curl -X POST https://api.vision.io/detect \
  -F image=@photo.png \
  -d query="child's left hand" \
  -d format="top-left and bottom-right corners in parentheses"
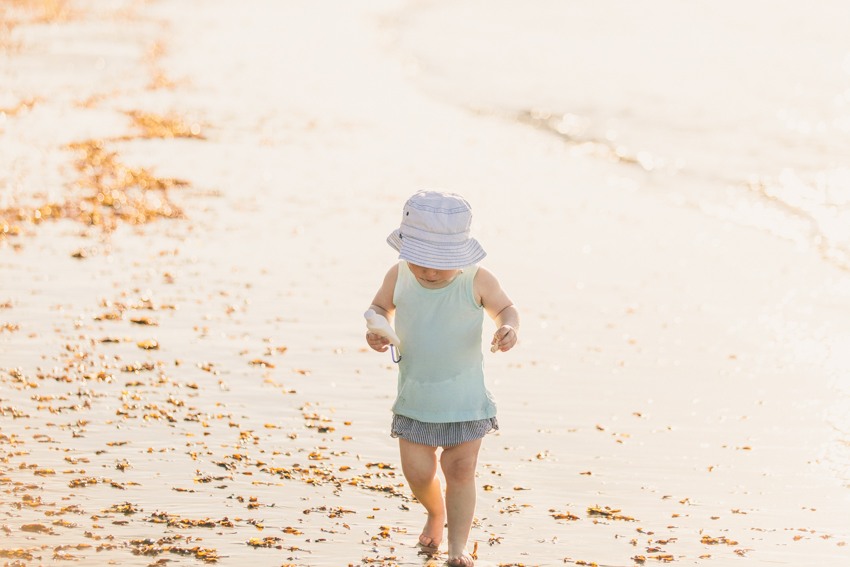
top-left (491, 325), bottom-right (517, 353)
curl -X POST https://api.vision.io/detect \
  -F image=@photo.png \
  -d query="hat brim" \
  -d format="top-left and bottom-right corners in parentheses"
top-left (387, 229), bottom-right (486, 270)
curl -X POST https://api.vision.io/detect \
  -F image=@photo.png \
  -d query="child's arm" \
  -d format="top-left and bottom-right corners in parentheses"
top-left (366, 264), bottom-right (398, 353)
top-left (474, 267), bottom-right (519, 352)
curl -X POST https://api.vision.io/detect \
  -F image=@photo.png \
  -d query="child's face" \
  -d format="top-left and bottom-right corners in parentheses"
top-left (407, 262), bottom-right (462, 289)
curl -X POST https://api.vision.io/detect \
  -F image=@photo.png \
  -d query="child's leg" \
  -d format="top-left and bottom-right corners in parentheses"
top-left (440, 437), bottom-right (482, 565)
top-left (398, 438), bottom-right (446, 548)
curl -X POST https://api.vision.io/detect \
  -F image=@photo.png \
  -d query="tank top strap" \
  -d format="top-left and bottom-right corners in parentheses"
top-left (396, 260), bottom-right (421, 296)
top-left (460, 264), bottom-right (480, 308)
top-left (462, 264), bottom-right (480, 280)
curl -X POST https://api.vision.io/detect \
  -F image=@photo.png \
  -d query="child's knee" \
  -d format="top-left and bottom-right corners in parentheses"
top-left (401, 456), bottom-right (438, 486)
top-left (440, 455), bottom-right (477, 482)
top-left (403, 466), bottom-right (437, 487)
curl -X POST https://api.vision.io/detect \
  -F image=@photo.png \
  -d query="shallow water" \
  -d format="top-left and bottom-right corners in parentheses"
top-left (2, 1), bottom-right (850, 566)
top-left (391, 0), bottom-right (850, 265)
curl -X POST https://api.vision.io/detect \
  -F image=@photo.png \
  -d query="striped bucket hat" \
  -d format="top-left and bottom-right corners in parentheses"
top-left (387, 190), bottom-right (486, 270)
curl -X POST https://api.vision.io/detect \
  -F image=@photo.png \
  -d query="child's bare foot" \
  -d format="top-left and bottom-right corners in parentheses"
top-left (447, 550), bottom-right (474, 566)
top-left (417, 511), bottom-right (445, 549)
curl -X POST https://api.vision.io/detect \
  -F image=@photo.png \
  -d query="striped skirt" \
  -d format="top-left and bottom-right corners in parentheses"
top-left (391, 414), bottom-right (498, 447)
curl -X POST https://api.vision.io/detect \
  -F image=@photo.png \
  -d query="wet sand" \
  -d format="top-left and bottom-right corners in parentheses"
top-left (2, 1), bottom-right (850, 566)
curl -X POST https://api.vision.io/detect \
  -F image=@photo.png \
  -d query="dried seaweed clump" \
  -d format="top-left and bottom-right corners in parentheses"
top-left (126, 111), bottom-right (203, 139)
top-left (144, 41), bottom-right (180, 90)
top-left (0, 0), bottom-right (72, 28)
top-left (0, 0), bottom-right (72, 52)
top-left (129, 536), bottom-right (219, 563)
top-left (0, 97), bottom-right (40, 117)
top-left (67, 139), bottom-right (187, 230)
top-left (587, 505), bottom-right (636, 521)
top-left (1, 139), bottom-right (189, 240)
top-left (1, 204), bottom-right (65, 238)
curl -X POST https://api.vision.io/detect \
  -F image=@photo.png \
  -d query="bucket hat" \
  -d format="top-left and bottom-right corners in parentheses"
top-left (387, 189), bottom-right (486, 270)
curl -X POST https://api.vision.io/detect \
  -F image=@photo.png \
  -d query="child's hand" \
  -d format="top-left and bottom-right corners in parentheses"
top-left (366, 331), bottom-right (390, 352)
top-left (490, 325), bottom-right (517, 353)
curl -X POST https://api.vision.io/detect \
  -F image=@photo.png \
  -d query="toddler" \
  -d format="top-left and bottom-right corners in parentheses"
top-left (366, 190), bottom-right (519, 566)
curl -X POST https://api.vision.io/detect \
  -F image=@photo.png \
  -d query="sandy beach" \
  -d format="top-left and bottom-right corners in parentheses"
top-left (2, 1), bottom-right (850, 565)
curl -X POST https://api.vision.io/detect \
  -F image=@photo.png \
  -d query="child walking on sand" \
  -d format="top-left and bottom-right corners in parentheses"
top-left (366, 190), bottom-right (519, 566)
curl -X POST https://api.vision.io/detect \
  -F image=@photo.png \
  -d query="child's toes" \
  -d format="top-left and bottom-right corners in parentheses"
top-left (418, 534), bottom-right (440, 549)
top-left (447, 554), bottom-right (474, 566)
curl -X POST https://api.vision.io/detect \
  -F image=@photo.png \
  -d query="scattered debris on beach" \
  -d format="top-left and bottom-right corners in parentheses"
top-left (2, 2), bottom-right (850, 566)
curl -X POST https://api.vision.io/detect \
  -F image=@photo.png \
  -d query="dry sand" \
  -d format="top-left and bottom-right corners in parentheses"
top-left (1, 1), bottom-right (849, 566)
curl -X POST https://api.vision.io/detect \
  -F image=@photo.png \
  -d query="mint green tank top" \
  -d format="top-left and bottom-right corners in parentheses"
top-left (392, 261), bottom-right (497, 423)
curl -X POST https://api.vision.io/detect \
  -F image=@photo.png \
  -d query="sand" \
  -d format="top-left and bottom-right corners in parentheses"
top-left (1, 1), bottom-right (849, 566)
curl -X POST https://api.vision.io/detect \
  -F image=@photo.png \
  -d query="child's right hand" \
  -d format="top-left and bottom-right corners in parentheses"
top-left (366, 331), bottom-right (390, 352)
